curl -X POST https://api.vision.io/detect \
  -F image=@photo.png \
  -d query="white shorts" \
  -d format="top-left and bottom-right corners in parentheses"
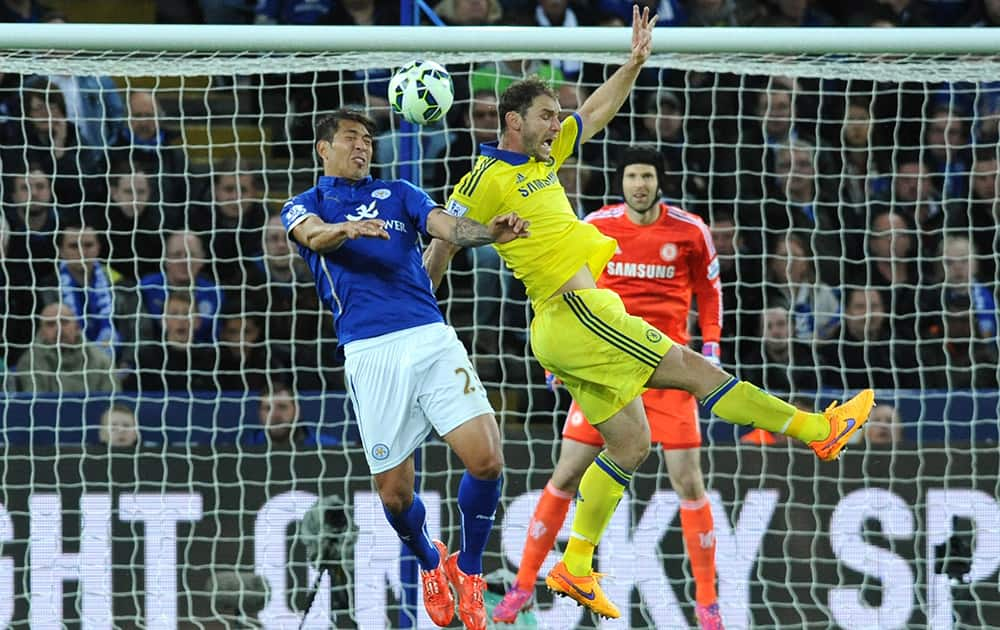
top-left (343, 322), bottom-right (494, 474)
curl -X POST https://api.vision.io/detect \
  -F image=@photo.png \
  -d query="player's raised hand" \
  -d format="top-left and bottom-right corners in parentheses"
top-left (630, 4), bottom-right (657, 67)
top-left (488, 212), bottom-right (531, 244)
top-left (344, 219), bottom-right (390, 240)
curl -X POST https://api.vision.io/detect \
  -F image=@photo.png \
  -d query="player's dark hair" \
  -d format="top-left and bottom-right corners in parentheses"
top-left (314, 109), bottom-right (377, 143)
top-left (498, 76), bottom-right (557, 133)
top-left (616, 146), bottom-right (668, 197)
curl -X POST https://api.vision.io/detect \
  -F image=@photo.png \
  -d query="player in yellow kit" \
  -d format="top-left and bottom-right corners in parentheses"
top-left (424, 5), bottom-right (875, 620)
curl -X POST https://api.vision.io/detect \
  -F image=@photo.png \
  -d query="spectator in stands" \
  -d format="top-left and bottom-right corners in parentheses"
top-left (752, 0), bottom-right (834, 26)
top-left (51, 223), bottom-right (121, 357)
top-left (244, 382), bottom-right (339, 447)
top-left (635, 90), bottom-right (712, 208)
top-left (954, 147), bottom-right (1000, 282)
top-left (597, 0), bottom-right (688, 26)
top-left (111, 89), bottom-right (191, 207)
top-left (710, 210), bottom-right (762, 368)
top-left (924, 102), bottom-right (970, 202)
top-left (865, 209), bottom-right (920, 339)
top-left (88, 164), bottom-right (176, 282)
top-left (47, 74), bottom-right (125, 152)
top-left (765, 232), bottom-right (840, 340)
top-left (737, 77), bottom-right (803, 239)
top-left (20, 77), bottom-right (99, 204)
top-left (864, 403), bottom-right (904, 447)
top-left (469, 59), bottom-right (564, 98)
top-left (918, 292), bottom-right (999, 389)
top-left (325, 0), bottom-right (399, 24)
top-left (835, 97), bottom-right (891, 217)
top-left (819, 287), bottom-right (918, 390)
top-left (190, 163), bottom-right (267, 285)
top-left (530, 1), bottom-right (583, 79)
top-left (125, 290), bottom-right (218, 392)
top-left (886, 153), bottom-right (943, 256)
top-left (139, 230), bottom-right (222, 343)
top-left (0, 213), bottom-right (36, 368)
top-left (0, 0), bottom-right (45, 22)
top-left (434, 0), bottom-right (503, 25)
top-left (247, 216), bottom-right (338, 391)
top-left (557, 155), bottom-right (594, 217)
top-left (972, 87), bottom-right (1000, 145)
top-left (216, 309), bottom-right (287, 393)
top-left (254, 0), bottom-right (334, 24)
top-left (429, 90), bottom-right (499, 197)
top-left (3, 166), bottom-right (59, 284)
top-left (769, 140), bottom-right (849, 281)
top-left (15, 301), bottom-right (117, 393)
top-left (975, 0), bottom-right (1000, 26)
top-left (738, 303), bottom-right (817, 394)
top-left (98, 403), bottom-right (140, 448)
top-left (919, 235), bottom-right (997, 341)
top-left (686, 0), bottom-right (750, 25)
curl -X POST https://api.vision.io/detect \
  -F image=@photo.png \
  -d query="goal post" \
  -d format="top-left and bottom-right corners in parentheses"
top-left (0, 23), bottom-right (999, 629)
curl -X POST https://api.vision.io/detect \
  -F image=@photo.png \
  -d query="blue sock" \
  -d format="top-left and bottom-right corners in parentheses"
top-left (457, 471), bottom-right (502, 575)
top-left (382, 494), bottom-right (439, 571)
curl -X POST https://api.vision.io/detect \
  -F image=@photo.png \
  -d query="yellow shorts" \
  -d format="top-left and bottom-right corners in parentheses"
top-left (530, 288), bottom-right (675, 424)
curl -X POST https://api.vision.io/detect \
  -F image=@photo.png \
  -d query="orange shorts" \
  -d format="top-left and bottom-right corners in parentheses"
top-left (561, 388), bottom-right (701, 450)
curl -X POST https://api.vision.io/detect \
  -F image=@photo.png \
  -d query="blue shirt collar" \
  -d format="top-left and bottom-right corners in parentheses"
top-left (319, 175), bottom-right (374, 188)
top-left (480, 142), bottom-right (530, 165)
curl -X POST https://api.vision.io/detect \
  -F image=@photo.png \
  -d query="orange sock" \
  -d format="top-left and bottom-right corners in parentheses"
top-left (679, 496), bottom-right (718, 606)
top-left (515, 481), bottom-right (573, 588)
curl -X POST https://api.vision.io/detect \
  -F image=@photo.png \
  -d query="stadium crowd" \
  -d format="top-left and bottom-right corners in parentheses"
top-left (1, 0), bottom-right (999, 446)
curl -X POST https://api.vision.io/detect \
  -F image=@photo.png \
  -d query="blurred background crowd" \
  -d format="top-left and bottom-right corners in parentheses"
top-left (1, 0), bottom-right (998, 447)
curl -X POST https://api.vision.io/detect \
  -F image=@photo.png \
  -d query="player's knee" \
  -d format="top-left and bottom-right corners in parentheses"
top-left (551, 465), bottom-right (585, 493)
top-left (467, 449), bottom-right (504, 480)
top-left (673, 474), bottom-right (706, 501)
top-left (376, 481), bottom-right (415, 515)
top-left (609, 440), bottom-right (650, 472)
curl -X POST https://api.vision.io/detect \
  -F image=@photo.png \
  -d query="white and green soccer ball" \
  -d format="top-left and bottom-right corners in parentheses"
top-left (388, 60), bottom-right (454, 125)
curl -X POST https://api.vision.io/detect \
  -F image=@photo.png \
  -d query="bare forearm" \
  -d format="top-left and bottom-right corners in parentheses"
top-left (449, 216), bottom-right (496, 248)
top-left (306, 224), bottom-right (349, 253)
top-left (424, 239), bottom-right (461, 290)
top-left (580, 59), bottom-right (643, 134)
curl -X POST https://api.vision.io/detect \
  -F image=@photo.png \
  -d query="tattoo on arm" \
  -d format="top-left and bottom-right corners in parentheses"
top-left (450, 216), bottom-right (494, 247)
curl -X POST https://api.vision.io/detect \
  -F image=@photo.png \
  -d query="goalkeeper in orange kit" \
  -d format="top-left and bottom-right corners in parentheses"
top-left (492, 147), bottom-right (727, 629)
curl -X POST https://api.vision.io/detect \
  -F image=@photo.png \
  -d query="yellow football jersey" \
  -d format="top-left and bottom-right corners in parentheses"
top-left (445, 113), bottom-right (616, 307)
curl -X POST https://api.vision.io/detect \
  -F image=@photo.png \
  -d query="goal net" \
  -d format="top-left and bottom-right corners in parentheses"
top-left (1, 28), bottom-right (999, 629)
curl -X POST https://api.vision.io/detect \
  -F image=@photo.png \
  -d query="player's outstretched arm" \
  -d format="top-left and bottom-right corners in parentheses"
top-left (425, 208), bottom-right (529, 248)
top-left (576, 4), bottom-right (656, 144)
top-left (290, 214), bottom-right (389, 253)
top-left (423, 210), bottom-right (529, 290)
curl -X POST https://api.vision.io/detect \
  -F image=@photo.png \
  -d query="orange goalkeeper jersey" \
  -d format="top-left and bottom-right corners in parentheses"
top-left (585, 202), bottom-right (722, 347)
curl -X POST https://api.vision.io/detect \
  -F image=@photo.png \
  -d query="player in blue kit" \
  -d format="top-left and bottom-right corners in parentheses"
top-left (281, 109), bottom-right (528, 630)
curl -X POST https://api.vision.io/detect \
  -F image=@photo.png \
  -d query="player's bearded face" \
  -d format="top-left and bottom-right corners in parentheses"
top-left (621, 164), bottom-right (660, 213)
top-left (521, 96), bottom-right (561, 161)
top-left (322, 120), bottom-right (373, 180)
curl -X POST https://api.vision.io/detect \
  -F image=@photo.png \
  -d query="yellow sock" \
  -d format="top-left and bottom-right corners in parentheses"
top-left (563, 452), bottom-right (631, 576)
top-left (702, 377), bottom-right (830, 443)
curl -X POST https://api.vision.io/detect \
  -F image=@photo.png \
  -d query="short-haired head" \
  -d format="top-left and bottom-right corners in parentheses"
top-left (498, 76), bottom-right (558, 134)
top-left (314, 109), bottom-right (377, 145)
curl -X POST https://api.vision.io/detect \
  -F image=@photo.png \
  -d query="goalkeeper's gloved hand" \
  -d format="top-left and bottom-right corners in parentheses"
top-left (544, 370), bottom-right (563, 391)
top-left (702, 341), bottom-right (721, 368)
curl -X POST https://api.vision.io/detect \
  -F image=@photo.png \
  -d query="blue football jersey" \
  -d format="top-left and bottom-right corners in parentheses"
top-left (281, 175), bottom-right (444, 345)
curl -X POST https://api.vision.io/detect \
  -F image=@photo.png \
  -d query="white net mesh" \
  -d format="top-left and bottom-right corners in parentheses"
top-left (1, 46), bottom-right (999, 629)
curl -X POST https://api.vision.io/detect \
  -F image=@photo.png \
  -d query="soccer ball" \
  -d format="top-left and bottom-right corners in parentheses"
top-left (388, 60), bottom-right (454, 126)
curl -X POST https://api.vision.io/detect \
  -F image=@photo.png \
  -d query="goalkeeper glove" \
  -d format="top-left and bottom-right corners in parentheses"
top-left (544, 370), bottom-right (563, 391)
top-left (702, 341), bottom-right (721, 368)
